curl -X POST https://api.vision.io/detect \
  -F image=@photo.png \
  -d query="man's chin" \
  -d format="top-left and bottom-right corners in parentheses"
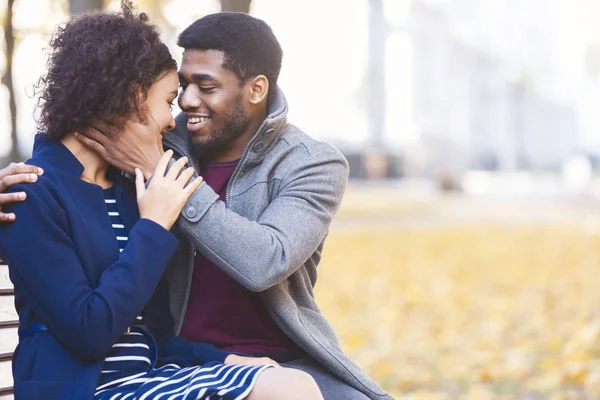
top-left (189, 135), bottom-right (224, 162)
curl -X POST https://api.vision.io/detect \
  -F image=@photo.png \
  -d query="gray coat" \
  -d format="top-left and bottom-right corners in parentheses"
top-left (161, 88), bottom-right (392, 400)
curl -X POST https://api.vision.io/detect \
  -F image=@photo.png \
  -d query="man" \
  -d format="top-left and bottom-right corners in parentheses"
top-left (0, 13), bottom-right (392, 400)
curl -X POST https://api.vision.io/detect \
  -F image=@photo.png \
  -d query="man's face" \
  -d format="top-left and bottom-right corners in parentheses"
top-left (178, 49), bottom-right (250, 160)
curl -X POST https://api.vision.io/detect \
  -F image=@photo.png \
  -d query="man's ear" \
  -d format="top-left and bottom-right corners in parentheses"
top-left (248, 75), bottom-right (269, 105)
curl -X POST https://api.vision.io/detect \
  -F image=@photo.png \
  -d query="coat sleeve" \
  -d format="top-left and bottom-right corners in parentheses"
top-left (152, 332), bottom-right (231, 364)
top-left (174, 144), bottom-right (349, 292)
top-left (0, 181), bottom-right (179, 361)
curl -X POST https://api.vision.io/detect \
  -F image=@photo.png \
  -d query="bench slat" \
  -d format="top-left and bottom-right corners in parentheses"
top-left (0, 262), bottom-right (14, 397)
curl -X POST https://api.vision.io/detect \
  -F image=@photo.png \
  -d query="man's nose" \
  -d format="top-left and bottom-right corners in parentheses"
top-left (179, 86), bottom-right (202, 110)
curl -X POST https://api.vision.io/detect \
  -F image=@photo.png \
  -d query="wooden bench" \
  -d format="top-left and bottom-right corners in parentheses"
top-left (0, 258), bottom-right (16, 398)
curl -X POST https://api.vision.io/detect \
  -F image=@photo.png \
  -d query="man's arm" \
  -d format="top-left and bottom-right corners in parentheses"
top-left (0, 162), bottom-right (44, 222)
top-left (177, 145), bottom-right (349, 292)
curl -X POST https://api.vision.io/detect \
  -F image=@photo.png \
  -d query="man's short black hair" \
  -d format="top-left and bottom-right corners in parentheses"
top-left (178, 12), bottom-right (283, 96)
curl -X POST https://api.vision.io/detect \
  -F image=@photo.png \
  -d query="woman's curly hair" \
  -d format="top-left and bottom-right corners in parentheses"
top-left (35, 0), bottom-right (177, 140)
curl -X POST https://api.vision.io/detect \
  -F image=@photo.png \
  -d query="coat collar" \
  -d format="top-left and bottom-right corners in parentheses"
top-left (32, 134), bottom-right (86, 177)
top-left (32, 134), bottom-right (139, 230)
top-left (162, 86), bottom-right (289, 165)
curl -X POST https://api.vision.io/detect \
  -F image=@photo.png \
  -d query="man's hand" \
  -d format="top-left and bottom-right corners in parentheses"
top-left (0, 162), bottom-right (44, 222)
top-left (74, 103), bottom-right (164, 180)
top-left (224, 354), bottom-right (280, 368)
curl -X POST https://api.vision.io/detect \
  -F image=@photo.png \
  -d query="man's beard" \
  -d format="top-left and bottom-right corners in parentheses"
top-left (189, 98), bottom-right (249, 165)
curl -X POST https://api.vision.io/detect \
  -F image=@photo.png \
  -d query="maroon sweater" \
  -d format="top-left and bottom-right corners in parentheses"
top-left (179, 160), bottom-right (303, 362)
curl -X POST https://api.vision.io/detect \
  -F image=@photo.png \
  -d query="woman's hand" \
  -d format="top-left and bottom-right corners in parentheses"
top-left (135, 150), bottom-right (202, 230)
top-left (224, 354), bottom-right (280, 368)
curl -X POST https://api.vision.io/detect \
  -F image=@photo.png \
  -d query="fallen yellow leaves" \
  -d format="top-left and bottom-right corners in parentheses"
top-left (315, 189), bottom-right (600, 399)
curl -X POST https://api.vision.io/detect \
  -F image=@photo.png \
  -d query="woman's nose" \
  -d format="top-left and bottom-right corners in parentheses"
top-left (166, 116), bottom-right (176, 132)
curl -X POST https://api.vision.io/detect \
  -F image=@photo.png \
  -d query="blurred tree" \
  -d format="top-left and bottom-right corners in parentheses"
top-left (220, 0), bottom-right (252, 13)
top-left (69, 0), bottom-right (103, 14)
top-left (2, 0), bottom-right (19, 162)
top-left (367, 0), bottom-right (386, 151)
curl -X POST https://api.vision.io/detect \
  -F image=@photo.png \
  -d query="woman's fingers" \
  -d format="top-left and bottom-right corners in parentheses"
top-left (152, 150), bottom-right (174, 180)
top-left (165, 156), bottom-right (189, 182)
top-left (183, 176), bottom-right (203, 196)
top-left (134, 168), bottom-right (145, 200)
top-left (174, 166), bottom-right (195, 187)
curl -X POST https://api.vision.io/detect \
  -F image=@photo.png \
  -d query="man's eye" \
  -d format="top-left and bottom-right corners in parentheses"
top-left (200, 87), bottom-right (215, 93)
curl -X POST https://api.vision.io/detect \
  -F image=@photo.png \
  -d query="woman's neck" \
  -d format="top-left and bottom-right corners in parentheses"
top-left (61, 133), bottom-right (113, 188)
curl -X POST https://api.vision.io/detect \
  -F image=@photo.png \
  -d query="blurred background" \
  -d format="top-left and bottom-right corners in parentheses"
top-left (2, 0), bottom-right (600, 399)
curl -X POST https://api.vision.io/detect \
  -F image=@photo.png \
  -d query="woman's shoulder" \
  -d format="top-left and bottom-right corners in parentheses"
top-left (18, 158), bottom-right (65, 201)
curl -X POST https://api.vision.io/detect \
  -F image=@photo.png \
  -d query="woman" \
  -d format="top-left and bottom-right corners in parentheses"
top-left (0, 2), bottom-right (323, 399)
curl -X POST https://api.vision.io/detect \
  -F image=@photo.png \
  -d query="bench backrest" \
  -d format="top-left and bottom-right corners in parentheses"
top-left (0, 258), bottom-right (16, 397)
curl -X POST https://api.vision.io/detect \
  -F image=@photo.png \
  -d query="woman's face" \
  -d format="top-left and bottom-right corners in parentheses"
top-left (145, 70), bottom-right (179, 135)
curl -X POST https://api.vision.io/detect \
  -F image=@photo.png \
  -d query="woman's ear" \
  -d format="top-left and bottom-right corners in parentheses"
top-left (248, 75), bottom-right (269, 105)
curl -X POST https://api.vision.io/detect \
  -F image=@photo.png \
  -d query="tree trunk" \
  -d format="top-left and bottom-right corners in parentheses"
top-left (2, 0), bottom-right (19, 163)
top-left (220, 0), bottom-right (252, 13)
top-left (69, 0), bottom-right (103, 14)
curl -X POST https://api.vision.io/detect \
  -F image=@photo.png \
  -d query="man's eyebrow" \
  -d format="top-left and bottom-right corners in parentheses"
top-left (191, 73), bottom-right (216, 82)
top-left (178, 72), bottom-right (216, 81)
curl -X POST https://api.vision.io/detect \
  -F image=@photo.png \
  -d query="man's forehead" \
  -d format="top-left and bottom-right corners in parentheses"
top-left (178, 49), bottom-right (238, 83)
top-left (180, 49), bottom-right (225, 68)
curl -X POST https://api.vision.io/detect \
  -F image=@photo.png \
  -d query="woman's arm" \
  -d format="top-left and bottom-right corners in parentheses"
top-left (0, 181), bottom-right (178, 361)
top-left (0, 152), bottom-right (202, 361)
top-left (152, 331), bottom-right (279, 367)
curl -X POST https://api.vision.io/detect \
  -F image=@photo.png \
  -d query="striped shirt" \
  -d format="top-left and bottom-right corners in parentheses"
top-left (98, 187), bottom-right (151, 389)
top-left (104, 187), bottom-right (128, 253)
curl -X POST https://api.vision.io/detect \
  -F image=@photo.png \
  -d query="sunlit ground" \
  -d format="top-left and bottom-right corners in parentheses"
top-left (317, 184), bottom-right (600, 400)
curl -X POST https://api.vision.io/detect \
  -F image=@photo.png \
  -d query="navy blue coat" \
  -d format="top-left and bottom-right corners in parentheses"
top-left (0, 135), bottom-right (230, 399)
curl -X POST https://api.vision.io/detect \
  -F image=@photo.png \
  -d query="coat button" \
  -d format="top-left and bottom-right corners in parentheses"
top-left (253, 142), bottom-right (265, 152)
top-left (185, 206), bottom-right (198, 218)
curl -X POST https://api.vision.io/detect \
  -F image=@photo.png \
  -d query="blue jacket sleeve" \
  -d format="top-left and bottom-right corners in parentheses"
top-left (152, 332), bottom-right (230, 364)
top-left (0, 182), bottom-right (179, 361)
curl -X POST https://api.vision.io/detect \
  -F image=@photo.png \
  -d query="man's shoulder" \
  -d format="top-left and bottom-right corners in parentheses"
top-left (276, 124), bottom-right (347, 163)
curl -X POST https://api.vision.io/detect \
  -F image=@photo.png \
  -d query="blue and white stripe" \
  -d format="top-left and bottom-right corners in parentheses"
top-left (104, 187), bottom-right (128, 253)
top-left (95, 362), bottom-right (272, 400)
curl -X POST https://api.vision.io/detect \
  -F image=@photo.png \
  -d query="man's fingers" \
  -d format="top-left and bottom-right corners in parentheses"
top-left (74, 132), bottom-right (108, 155)
top-left (165, 157), bottom-right (189, 182)
top-left (136, 102), bottom-right (150, 125)
top-left (0, 192), bottom-right (26, 205)
top-left (0, 173), bottom-right (39, 192)
top-left (88, 120), bottom-right (119, 138)
top-left (152, 150), bottom-right (173, 180)
top-left (77, 124), bottom-right (110, 146)
top-left (136, 102), bottom-right (160, 132)
top-left (0, 162), bottom-right (43, 181)
top-left (0, 213), bottom-right (15, 222)
top-left (134, 168), bottom-right (145, 199)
